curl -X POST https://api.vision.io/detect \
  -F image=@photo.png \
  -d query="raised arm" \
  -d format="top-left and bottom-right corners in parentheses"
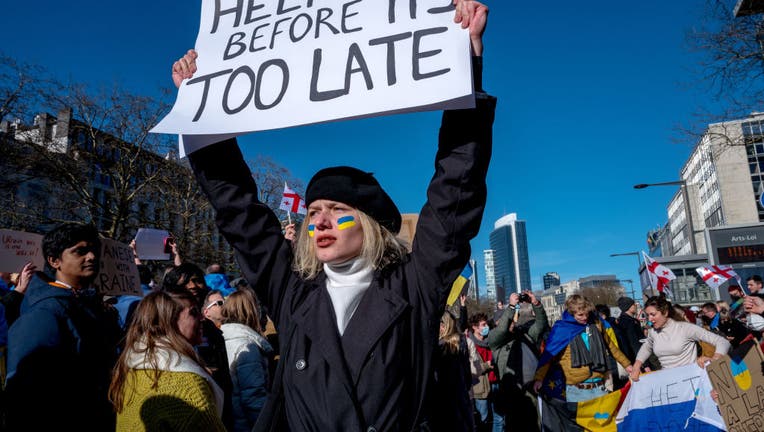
top-left (410, 0), bottom-right (495, 304)
top-left (175, 50), bottom-right (294, 324)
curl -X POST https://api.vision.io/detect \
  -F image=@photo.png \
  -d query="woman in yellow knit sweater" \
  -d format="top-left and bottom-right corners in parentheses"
top-left (109, 291), bottom-right (226, 431)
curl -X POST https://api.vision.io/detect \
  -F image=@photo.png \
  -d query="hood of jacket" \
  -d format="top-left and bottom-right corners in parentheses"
top-left (20, 273), bottom-right (85, 313)
top-left (221, 322), bottom-right (273, 355)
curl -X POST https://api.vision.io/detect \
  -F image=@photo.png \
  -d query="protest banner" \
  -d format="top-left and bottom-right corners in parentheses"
top-left (93, 238), bottom-right (142, 297)
top-left (617, 363), bottom-right (725, 432)
top-left (152, 0), bottom-right (474, 153)
top-left (706, 339), bottom-right (764, 432)
top-left (0, 229), bottom-right (44, 273)
top-left (134, 228), bottom-right (172, 261)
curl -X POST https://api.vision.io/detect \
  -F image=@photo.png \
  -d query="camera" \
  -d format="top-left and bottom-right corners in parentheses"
top-left (519, 293), bottom-right (531, 303)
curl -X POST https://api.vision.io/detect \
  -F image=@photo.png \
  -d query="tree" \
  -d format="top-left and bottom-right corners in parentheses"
top-left (687, 0), bottom-right (764, 121)
top-left (580, 281), bottom-right (624, 307)
top-left (248, 155), bottom-right (305, 227)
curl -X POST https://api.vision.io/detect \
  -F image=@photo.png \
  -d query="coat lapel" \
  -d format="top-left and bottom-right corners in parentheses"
top-left (341, 279), bottom-right (408, 385)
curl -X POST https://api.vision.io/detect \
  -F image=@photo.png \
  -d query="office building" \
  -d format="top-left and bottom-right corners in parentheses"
top-left (483, 249), bottom-right (496, 302)
top-left (542, 271), bottom-right (560, 290)
top-left (489, 213), bottom-right (531, 300)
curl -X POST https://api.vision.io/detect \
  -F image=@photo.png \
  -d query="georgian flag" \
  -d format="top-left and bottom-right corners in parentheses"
top-left (696, 264), bottom-right (742, 290)
top-left (642, 251), bottom-right (676, 297)
top-left (280, 183), bottom-right (307, 215)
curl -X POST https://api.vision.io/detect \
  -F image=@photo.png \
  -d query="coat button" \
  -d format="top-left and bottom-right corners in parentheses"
top-left (367, 427), bottom-right (377, 432)
top-left (295, 359), bottom-right (307, 370)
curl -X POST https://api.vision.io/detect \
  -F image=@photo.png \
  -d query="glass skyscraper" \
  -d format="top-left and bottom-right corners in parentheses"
top-left (489, 213), bottom-right (531, 302)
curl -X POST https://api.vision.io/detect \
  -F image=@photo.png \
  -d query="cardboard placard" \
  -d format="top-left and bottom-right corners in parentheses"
top-left (152, 0), bottom-right (474, 153)
top-left (93, 238), bottom-right (142, 296)
top-left (0, 229), bottom-right (45, 273)
top-left (134, 228), bottom-right (172, 261)
top-left (706, 340), bottom-right (764, 432)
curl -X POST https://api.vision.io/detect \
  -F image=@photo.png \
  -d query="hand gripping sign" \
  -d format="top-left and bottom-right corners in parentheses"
top-left (151, 0), bottom-right (475, 153)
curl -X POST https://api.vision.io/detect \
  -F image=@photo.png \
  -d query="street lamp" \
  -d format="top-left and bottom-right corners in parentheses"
top-left (634, 180), bottom-right (698, 255)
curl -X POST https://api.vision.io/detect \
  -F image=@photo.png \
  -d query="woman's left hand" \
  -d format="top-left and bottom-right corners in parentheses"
top-left (696, 356), bottom-right (711, 368)
top-left (453, 0), bottom-right (489, 56)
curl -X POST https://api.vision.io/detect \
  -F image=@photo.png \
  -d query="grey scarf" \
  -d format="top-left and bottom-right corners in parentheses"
top-left (569, 324), bottom-right (608, 373)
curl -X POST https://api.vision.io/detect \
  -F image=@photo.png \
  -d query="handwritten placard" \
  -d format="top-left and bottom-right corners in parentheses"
top-left (152, 0), bottom-right (474, 147)
top-left (0, 229), bottom-right (44, 273)
top-left (93, 238), bottom-right (142, 296)
top-left (706, 340), bottom-right (764, 432)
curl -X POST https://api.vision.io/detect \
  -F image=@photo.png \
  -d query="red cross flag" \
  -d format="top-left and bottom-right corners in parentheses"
top-left (695, 264), bottom-right (741, 290)
top-left (280, 183), bottom-right (307, 215)
top-left (642, 251), bottom-right (676, 297)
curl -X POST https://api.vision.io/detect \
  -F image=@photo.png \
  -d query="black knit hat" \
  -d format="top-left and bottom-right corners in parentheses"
top-left (617, 297), bottom-right (635, 312)
top-left (306, 166), bottom-right (401, 234)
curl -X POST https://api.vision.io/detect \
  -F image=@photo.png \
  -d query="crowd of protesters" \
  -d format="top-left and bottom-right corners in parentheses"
top-left (2, 0), bottom-right (764, 430)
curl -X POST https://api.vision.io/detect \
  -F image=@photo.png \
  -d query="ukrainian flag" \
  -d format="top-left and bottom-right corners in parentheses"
top-left (337, 216), bottom-right (356, 230)
top-left (447, 264), bottom-right (472, 306)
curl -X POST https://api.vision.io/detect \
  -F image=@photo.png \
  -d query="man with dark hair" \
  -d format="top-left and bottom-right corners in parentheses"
top-left (470, 312), bottom-right (501, 431)
top-left (701, 302), bottom-right (750, 347)
top-left (5, 223), bottom-right (121, 431)
top-left (748, 275), bottom-right (763, 298)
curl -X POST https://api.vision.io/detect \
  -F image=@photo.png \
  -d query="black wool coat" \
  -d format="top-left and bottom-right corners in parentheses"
top-left (189, 82), bottom-right (496, 432)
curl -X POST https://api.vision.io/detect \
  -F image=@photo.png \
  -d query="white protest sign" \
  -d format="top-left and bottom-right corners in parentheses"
top-left (93, 238), bottom-right (142, 296)
top-left (152, 0), bottom-right (474, 148)
top-left (134, 228), bottom-right (172, 261)
top-left (0, 229), bottom-right (45, 273)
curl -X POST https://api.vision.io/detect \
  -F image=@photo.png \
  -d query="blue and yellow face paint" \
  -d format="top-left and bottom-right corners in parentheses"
top-left (337, 216), bottom-right (356, 230)
top-left (308, 225), bottom-right (315, 237)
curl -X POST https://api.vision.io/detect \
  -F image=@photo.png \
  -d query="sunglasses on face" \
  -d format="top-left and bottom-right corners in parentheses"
top-left (205, 300), bottom-right (224, 311)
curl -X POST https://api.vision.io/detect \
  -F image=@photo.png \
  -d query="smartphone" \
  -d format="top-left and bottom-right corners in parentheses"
top-left (163, 237), bottom-right (174, 254)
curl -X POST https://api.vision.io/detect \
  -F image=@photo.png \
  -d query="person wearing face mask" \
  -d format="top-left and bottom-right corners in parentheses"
top-left (533, 295), bottom-right (633, 403)
top-left (629, 296), bottom-right (730, 382)
top-left (469, 312), bottom-right (499, 431)
top-left (700, 302), bottom-right (749, 348)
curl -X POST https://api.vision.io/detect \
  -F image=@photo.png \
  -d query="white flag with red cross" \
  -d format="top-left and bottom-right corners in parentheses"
top-left (642, 251), bottom-right (676, 297)
top-left (695, 264), bottom-right (741, 290)
top-left (280, 183), bottom-right (307, 215)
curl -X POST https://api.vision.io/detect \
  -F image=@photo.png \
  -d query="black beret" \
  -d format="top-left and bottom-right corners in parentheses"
top-left (306, 166), bottom-right (401, 234)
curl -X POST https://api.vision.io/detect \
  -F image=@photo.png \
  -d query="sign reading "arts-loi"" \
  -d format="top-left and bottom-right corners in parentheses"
top-left (152, 0), bottom-right (475, 149)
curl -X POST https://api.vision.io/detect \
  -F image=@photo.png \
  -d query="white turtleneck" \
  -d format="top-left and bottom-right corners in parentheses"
top-left (324, 257), bottom-right (373, 336)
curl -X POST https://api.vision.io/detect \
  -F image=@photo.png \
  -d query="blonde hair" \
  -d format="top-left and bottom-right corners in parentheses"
top-left (439, 311), bottom-right (462, 354)
top-left (293, 209), bottom-right (407, 279)
top-left (565, 294), bottom-right (594, 315)
top-left (222, 289), bottom-right (262, 333)
top-left (109, 291), bottom-right (203, 413)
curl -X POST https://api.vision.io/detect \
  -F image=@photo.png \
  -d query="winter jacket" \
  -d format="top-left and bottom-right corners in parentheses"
top-left (428, 336), bottom-right (475, 432)
top-left (222, 322), bottom-right (273, 432)
top-left (615, 312), bottom-right (644, 363)
top-left (488, 302), bottom-right (548, 386)
top-left (188, 60), bottom-right (495, 432)
top-left (117, 345), bottom-right (225, 431)
top-left (469, 333), bottom-right (495, 399)
top-left (5, 274), bottom-right (121, 431)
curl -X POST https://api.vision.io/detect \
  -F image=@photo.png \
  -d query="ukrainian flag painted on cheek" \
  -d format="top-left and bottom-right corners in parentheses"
top-left (337, 216), bottom-right (356, 230)
top-left (308, 225), bottom-right (315, 237)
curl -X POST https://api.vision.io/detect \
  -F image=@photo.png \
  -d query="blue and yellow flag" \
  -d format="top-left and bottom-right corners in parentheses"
top-left (446, 264), bottom-right (472, 306)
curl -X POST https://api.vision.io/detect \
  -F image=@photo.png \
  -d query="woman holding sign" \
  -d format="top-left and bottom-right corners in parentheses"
top-left (174, 1), bottom-right (493, 430)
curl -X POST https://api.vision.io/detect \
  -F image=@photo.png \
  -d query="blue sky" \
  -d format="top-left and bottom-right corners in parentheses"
top-left (2, 1), bottom-right (724, 296)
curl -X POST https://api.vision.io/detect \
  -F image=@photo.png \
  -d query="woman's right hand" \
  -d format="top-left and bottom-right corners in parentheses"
top-left (629, 367), bottom-right (641, 382)
top-left (172, 49), bottom-right (198, 89)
